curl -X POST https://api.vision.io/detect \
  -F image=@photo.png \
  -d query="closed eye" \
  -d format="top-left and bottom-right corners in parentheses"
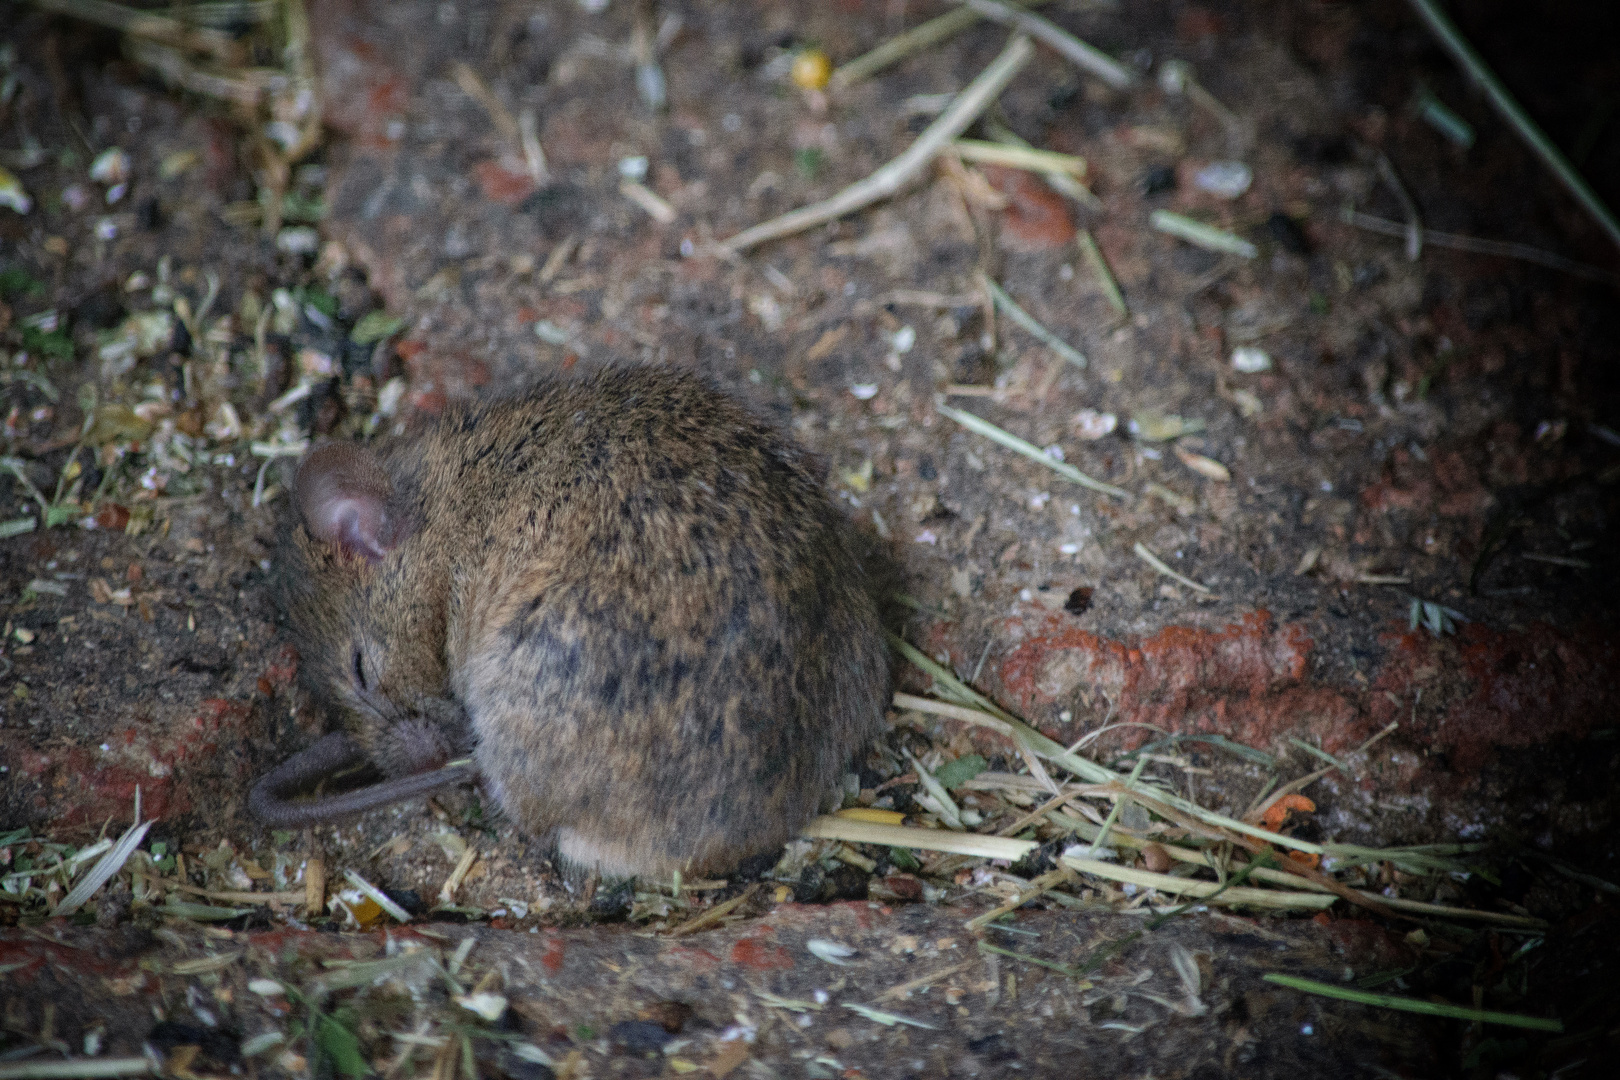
top-left (352, 647), bottom-right (368, 691)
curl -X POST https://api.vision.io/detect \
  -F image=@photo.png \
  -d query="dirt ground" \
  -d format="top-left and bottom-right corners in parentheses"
top-left (1, 0), bottom-right (1617, 1077)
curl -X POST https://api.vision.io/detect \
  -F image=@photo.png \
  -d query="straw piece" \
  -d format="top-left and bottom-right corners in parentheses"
top-left (951, 138), bottom-right (1086, 177)
top-left (0, 1058), bottom-right (156, 1079)
top-left (724, 35), bottom-right (1034, 252)
top-left (959, 0), bottom-right (1134, 90)
top-left (983, 119), bottom-right (1099, 207)
top-left (830, 0), bottom-right (1053, 89)
top-left (1132, 542), bottom-right (1212, 594)
top-left (1077, 229), bottom-right (1128, 316)
top-left (669, 883), bottom-right (759, 937)
top-left (936, 402), bottom-right (1127, 498)
top-left (1337, 209), bottom-right (1620, 287)
top-left (1062, 856), bottom-right (1337, 911)
top-left (1149, 210), bottom-right (1257, 258)
top-left (976, 271), bottom-right (1087, 369)
top-left (803, 816), bottom-right (1037, 861)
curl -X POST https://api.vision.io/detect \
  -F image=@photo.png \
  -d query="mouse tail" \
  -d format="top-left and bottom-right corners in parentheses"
top-left (249, 732), bottom-right (476, 826)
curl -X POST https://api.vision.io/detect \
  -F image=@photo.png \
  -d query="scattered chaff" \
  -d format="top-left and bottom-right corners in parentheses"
top-left (935, 401), bottom-right (1128, 498)
top-left (1076, 229), bottom-right (1128, 316)
top-left (965, 868), bottom-right (1069, 930)
top-left (829, 0), bottom-right (1053, 89)
top-left (52, 796), bottom-right (151, 917)
top-left (1149, 210), bottom-right (1257, 258)
top-left (1338, 209), bottom-right (1620, 287)
top-left (1406, 0), bottom-right (1620, 253)
top-left (874, 959), bottom-right (980, 1002)
top-left (1264, 974), bottom-right (1564, 1031)
top-left (976, 271), bottom-right (1087, 369)
top-left (959, 0), bottom-right (1134, 90)
top-left (803, 816), bottom-right (1036, 862)
top-left (950, 138), bottom-right (1086, 177)
top-left (1132, 542), bottom-right (1212, 595)
top-left (724, 34), bottom-right (1035, 251)
top-left (668, 883), bottom-right (760, 937)
top-left (905, 748), bottom-right (966, 830)
top-left (888, 656), bottom-right (1328, 856)
top-left (1410, 597), bottom-right (1465, 636)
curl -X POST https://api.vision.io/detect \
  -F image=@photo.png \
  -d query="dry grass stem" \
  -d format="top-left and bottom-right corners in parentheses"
top-left (33, 0), bottom-right (242, 62)
top-left (829, 0), bottom-right (1053, 89)
top-left (1132, 542), bottom-right (1212, 594)
top-left (935, 402), bottom-right (1127, 497)
top-left (1338, 209), bottom-right (1620, 286)
top-left (1149, 210), bottom-right (1258, 258)
top-left (950, 139), bottom-right (1086, 176)
top-left (1062, 856), bottom-right (1337, 911)
top-left (437, 847), bottom-right (479, 907)
top-left (983, 119), bottom-right (1100, 207)
top-left (874, 959), bottom-right (981, 1002)
top-left (959, 0), bottom-right (1134, 89)
top-left (1406, 0), bottom-right (1620, 253)
top-left (620, 180), bottom-right (677, 223)
top-left (724, 34), bottom-right (1035, 251)
top-left (1077, 229), bottom-right (1128, 316)
top-left (976, 271), bottom-right (1088, 369)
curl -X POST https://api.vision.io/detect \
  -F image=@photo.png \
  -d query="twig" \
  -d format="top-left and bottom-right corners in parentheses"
top-left (958, 0), bottom-right (1133, 90)
top-left (724, 34), bottom-right (1034, 252)
top-left (1405, 0), bottom-right (1620, 255)
top-left (1337, 209), bottom-right (1620, 287)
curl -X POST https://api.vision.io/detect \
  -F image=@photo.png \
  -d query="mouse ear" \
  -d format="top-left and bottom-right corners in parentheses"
top-left (295, 443), bottom-right (411, 561)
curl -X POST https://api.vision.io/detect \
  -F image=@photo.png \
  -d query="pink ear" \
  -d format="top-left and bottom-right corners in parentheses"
top-left (295, 443), bottom-right (410, 561)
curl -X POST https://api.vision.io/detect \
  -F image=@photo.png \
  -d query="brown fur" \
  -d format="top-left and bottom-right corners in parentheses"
top-left (276, 365), bottom-right (890, 877)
